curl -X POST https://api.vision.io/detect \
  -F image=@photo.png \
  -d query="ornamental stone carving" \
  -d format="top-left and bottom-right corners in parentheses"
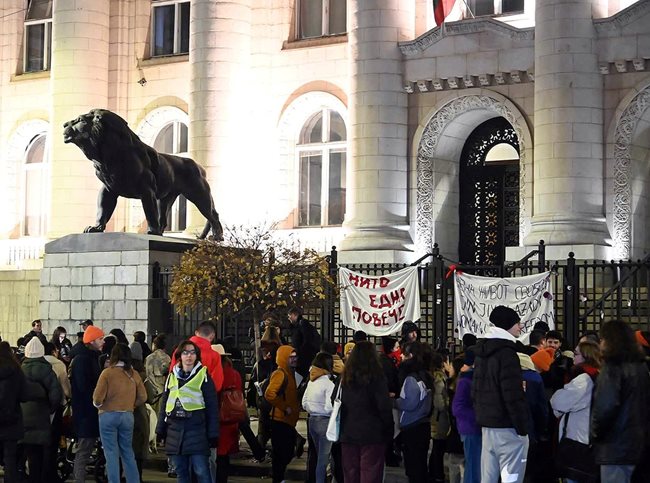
top-left (612, 86), bottom-right (650, 259)
top-left (416, 95), bottom-right (529, 255)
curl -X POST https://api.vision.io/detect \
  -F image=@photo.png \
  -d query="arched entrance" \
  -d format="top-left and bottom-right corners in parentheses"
top-left (458, 117), bottom-right (520, 265)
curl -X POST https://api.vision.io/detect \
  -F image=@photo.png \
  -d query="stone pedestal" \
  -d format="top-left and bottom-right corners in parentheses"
top-left (39, 233), bottom-right (195, 338)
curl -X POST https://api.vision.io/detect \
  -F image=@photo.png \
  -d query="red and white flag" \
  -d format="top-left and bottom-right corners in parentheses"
top-left (433, 0), bottom-right (457, 26)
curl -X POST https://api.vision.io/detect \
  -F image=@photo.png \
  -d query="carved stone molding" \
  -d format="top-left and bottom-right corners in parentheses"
top-left (399, 18), bottom-right (534, 57)
top-left (612, 85), bottom-right (650, 259)
top-left (415, 95), bottom-right (529, 254)
top-left (595, 0), bottom-right (650, 34)
top-left (404, 70), bottom-right (534, 93)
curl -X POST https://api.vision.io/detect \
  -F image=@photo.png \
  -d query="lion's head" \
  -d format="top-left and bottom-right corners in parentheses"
top-left (63, 109), bottom-right (133, 156)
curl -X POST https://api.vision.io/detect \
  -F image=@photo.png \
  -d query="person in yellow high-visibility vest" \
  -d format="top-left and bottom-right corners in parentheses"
top-left (156, 339), bottom-right (219, 483)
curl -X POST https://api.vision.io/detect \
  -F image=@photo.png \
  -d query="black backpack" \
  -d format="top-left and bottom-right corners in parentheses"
top-left (258, 368), bottom-right (288, 412)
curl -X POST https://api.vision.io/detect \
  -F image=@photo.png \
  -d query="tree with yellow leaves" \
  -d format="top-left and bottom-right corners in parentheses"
top-left (169, 224), bottom-right (336, 365)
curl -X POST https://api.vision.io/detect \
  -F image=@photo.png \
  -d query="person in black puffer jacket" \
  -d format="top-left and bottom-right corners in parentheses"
top-left (21, 337), bottom-right (63, 483)
top-left (156, 339), bottom-right (219, 483)
top-left (472, 306), bottom-right (529, 483)
top-left (590, 320), bottom-right (650, 483)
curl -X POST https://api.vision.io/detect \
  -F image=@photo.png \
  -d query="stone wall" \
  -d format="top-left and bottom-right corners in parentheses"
top-left (0, 269), bottom-right (40, 345)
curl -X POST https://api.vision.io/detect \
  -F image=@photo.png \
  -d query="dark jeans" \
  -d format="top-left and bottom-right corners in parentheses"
top-left (271, 421), bottom-right (296, 483)
top-left (429, 438), bottom-right (446, 483)
top-left (24, 443), bottom-right (46, 483)
top-left (306, 417), bottom-right (317, 483)
top-left (239, 417), bottom-right (265, 460)
top-left (341, 442), bottom-right (386, 483)
top-left (402, 423), bottom-right (431, 483)
top-left (330, 442), bottom-right (345, 483)
top-left (216, 454), bottom-right (230, 483)
top-left (257, 403), bottom-right (271, 447)
top-left (1, 439), bottom-right (19, 483)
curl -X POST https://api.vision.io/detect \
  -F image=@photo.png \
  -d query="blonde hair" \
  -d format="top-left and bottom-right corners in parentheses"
top-left (577, 340), bottom-right (601, 368)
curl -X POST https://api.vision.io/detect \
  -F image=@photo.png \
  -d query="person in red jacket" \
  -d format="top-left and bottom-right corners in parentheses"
top-left (170, 321), bottom-right (224, 392)
top-left (213, 344), bottom-right (243, 483)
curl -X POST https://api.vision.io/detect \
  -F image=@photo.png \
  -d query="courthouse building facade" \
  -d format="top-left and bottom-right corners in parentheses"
top-left (1, 0), bottom-right (650, 272)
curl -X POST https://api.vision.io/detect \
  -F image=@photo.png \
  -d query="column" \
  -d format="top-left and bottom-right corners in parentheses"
top-left (339, 0), bottom-right (415, 257)
top-left (185, 0), bottom-right (252, 234)
top-left (525, 0), bottom-right (610, 253)
top-left (49, 1), bottom-right (110, 238)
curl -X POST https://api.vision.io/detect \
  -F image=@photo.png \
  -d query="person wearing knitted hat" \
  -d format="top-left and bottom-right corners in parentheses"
top-left (472, 306), bottom-right (529, 483)
top-left (70, 325), bottom-right (104, 482)
top-left (21, 337), bottom-right (63, 483)
top-left (530, 347), bottom-right (555, 373)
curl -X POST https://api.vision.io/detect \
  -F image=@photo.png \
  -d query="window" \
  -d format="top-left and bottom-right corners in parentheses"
top-left (468, 0), bottom-right (524, 16)
top-left (298, 0), bottom-right (346, 39)
top-left (154, 121), bottom-right (188, 231)
top-left (24, 0), bottom-right (52, 72)
top-left (297, 110), bottom-right (346, 226)
top-left (23, 134), bottom-right (48, 236)
top-left (151, 1), bottom-right (190, 57)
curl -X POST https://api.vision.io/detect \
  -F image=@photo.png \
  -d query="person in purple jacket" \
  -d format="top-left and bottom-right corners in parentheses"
top-left (451, 348), bottom-right (481, 483)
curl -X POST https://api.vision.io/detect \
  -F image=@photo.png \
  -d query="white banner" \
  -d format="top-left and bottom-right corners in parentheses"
top-left (339, 266), bottom-right (421, 336)
top-left (454, 271), bottom-right (555, 339)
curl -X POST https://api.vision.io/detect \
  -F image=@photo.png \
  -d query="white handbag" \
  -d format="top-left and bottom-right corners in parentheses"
top-left (326, 382), bottom-right (342, 442)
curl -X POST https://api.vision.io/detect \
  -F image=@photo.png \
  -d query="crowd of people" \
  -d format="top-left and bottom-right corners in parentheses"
top-left (0, 306), bottom-right (649, 483)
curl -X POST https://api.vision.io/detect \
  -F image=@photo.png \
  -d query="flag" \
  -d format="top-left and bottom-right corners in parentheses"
top-left (433, 0), bottom-right (457, 25)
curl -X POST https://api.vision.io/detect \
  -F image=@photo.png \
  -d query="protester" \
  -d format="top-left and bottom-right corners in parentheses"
top-left (214, 344), bottom-right (243, 483)
top-left (320, 340), bottom-right (344, 376)
top-left (472, 306), bottom-right (529, 483)
top-left (21, 337), bottom-right (63, 483)
top-left (400, 320), bottom-right (420, 347)
top-left (265, 345), bottom-right (300, 483)
top-left (50, 326), bottom-right (73, 364)
top-left (93, 343), bottom-right (147, 483)
top-left (157, 339), bottom-right (219, 483)
top-left (133, 331), bottom-right (152, 359)
top-left (23, 319), bottom-right (47, 347)
top-left (452, 349), bottom-right (481, 483)
top-left (590, 320), bottom-right (650, 483)
top-left (338, 340), bottom-right (393, 483)
top-left (70, 325), bottom-right (104, 482)
top-left (302, 352), bottom-right (336, 483)
top-left (170, 321), bottom-right (224, 392)
top-left (429, 351), bottom-right (451, 483)
top-left (396, 341), bottom-right (434, 483)
top-left (379, 335), bottom-right (402, 468)
top-left (44, 342), bottom-right (71, 405)
top-left (145, 334), bottom-right (172, 415)
top-left (444, 356), bottom-right (465, 483)
top-left (248, 344), bottom-right (276, 449)
top-left (319, 340), bottom-right (345, 483)
top-left (0, 341), bottom-right (36, 483)
top-left (100, 334), bottom-right (118, 369)
top-left (461, 333), bottom-right (477, 352)
top-left (343, 341), bottom-right (355, 360)
top-left (287, 306), bottom-right (321, 379)
top-left (129, 341), bottom-right (151, 480)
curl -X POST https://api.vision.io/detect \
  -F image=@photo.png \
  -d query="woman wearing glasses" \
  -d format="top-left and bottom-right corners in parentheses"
top-left (156, 340), bottom-right (219, 483)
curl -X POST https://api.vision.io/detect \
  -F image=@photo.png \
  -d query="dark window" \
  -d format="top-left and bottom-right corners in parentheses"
top-left (152, 1), bottom-right (190, 56)
top-left (298, 0), bottom-right (346, 39)
top-left (24, 0), bottom-right (52, 72)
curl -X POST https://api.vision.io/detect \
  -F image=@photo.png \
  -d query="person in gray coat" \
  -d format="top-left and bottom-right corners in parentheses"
top-left (21, 337), bottom-right (63, 483)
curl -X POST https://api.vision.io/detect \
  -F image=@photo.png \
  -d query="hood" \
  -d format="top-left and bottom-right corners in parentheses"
top-left (473, 336), bottom-right (517, 358)
top-left (190, 335), bottom-right (212, 355)
top-left (517, 352), bottom-right (536, 372)
top-left (276, 345), bottom-right (295, 372)
top-left (309, 366), bottom-right (330, 381)
top-left (483, 325), bottom-right (517, 342)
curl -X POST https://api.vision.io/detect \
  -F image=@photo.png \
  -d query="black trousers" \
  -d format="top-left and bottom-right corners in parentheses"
top-left (239, 417), bottom-right (265, 460)
top-left (330, 442), bottom-right (345, 483)
top-left (306, 418), bottom-right (317, 483)
top-left (270, 421), bottom-right (296, 483)
top-left (428, 437), bottom-right (446, 483)
top-left (402, 423), bottom-right (431, 483)
top-left (1, 440), bottom-right (19, 483)
top-left (24, 443), bottom-right (47, 483)
top-left (216, 454), bottom-right (230, 483)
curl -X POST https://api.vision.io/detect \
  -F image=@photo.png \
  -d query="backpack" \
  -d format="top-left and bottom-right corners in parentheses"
top-left (258, 368), bottom-right (288, 412)
top-left (220, 386), bottom-right (247, 424)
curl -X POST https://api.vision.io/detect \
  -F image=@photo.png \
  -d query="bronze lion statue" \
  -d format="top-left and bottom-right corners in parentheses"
top-left (63, 109), bottom-right (223, 239)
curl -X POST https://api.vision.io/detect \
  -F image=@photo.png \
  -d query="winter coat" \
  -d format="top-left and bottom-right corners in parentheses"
top-left (471, 327), bottom-right (528, 436)
top-left (145, 349), bottom-right (172, 397)
top-left (431, 369), bottom-right (450, 439)
top-left (132, 363), bottom-right (150, 462)
top-left (302, 368), bottom-right (335, 417)
top-left (156, 362), bottom-right (220, 456)
top-left (218, 363), bottom-right (242, 456)
top-left (551, 372), bottom-right (594, 445)
top-left (0, 364), bottom-right (32, 441)
top-left (21, 357), bottom-right (63, 445)
top-left (396, 367), bottom-right (433, 430)
top-left (45, 354), bottom-right (71, 404)
top-left (170, 336), bottom-right (224, 392)
top-left (452, 370), bottom-right (480, 436)
top-left (590, 360), bottom-right (650, 465)
top-left (379, 352), bottom-right (400, 395)
top-left (289, 318), bottom-right (321, 378)
top-left (70, 344), bottom-right (102, 438)
top-left (265, 345), bottom-right (300, 427)
top-left (521, 368), bottom-right (547, 443)
top-left (338, 375), bottom-right (393, 445)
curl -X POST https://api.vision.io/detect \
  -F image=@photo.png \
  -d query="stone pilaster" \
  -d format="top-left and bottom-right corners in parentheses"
top-left (525, 0), bottom-right (610, 253)
top-left (49, 1), bottom-right (110, 238)
top-left (185, 0), bottom-right (252, 234)
top-left (339, 0), bottom-right (415, 259)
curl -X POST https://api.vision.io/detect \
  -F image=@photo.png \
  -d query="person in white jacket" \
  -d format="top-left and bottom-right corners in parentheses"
top-left (302, 352), bottom-right (335, 483)
top-left (550, 341), bottom-right (601, 483)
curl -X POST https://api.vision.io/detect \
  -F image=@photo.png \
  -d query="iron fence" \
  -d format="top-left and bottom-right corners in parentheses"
top-left (152, 241), bottom-right (650, 361)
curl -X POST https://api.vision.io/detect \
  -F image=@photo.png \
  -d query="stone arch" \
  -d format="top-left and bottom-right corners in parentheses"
top-left (412, 90), bottom-right (533, 257)
top-left (606, 79), bottom-right (650, 259)
top-left (3, 119), bottom-right (50, 236)
top-left (135, 105), bottom-right (189, 145)
top-left (274, 90), bottom-right (348, 226)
